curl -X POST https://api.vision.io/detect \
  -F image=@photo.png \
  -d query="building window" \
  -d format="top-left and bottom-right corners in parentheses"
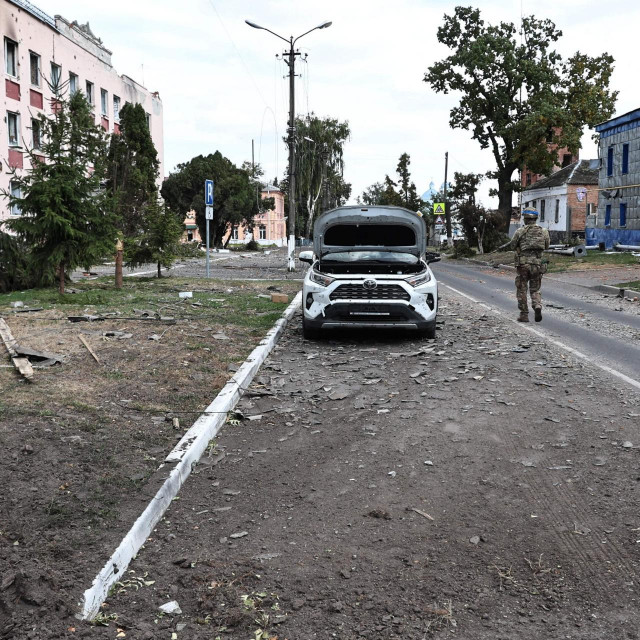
top-left (30, 52), bottom-right (40, 86)
top-left (562, 154), bottom-right (572, 167)
top-left (259, 225), bottom-right (266, 240)
top-left (620, 202), bottom-right (627, 227)
top-left (50, 63), bottom-right (62, 93)
top-left (69, 72), bottom-right (78, 95)
top-left (231, 226), bottom-right (239, 240)
top-left (86, 81), bottom-right (94, 105)
top-left (31, 118), bottom-right (41, 150)
top-left (622, 144), bottom-right (629, 174)
top-left (9, 180), bottom-right (21, 216)
top-left (113, 95), bottom-right (120, 122)
top-left (605, 204), bottom-right (611, 226)
top-left (526, 172), bottom-right (531, 186)
top-left (5, 38), bottom-right (18, 77)
top-left (540, 200), bottom-right (546, 220)
top-left (7, 112), bottom-right (20, 146)
top-left (100, 89), bottom-right (108, 116)
top-left (145, 112), bottom-right (151, 131)
top-left (554, 199), bottom-right (559, 224)
top-left (587, 203), bottom-right (595, 216)
top-left (607, 146), bottom-right (613, 177)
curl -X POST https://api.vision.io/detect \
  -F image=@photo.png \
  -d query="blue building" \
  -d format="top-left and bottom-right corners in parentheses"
top-left (588, 108), bottom-right (640, 247)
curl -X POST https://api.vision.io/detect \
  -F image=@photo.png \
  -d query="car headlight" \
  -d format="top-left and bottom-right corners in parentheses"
top-left (310, 270), bottom-right (335, 287)
top-left (405, 270), bottom-right (431, 287)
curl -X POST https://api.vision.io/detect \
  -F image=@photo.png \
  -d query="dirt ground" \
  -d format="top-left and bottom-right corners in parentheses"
top-left (2, 260), bottom-right (640, 639)
top-left (0, 277), bottom-right (300, 640)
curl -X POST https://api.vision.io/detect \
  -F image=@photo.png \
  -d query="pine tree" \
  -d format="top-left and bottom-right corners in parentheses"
top-left (4, 92), bottom-right (113, 293)
top-left (128, 199), bottom-right (184, 277)
top-left (107, 102), bottom-right (159, 240)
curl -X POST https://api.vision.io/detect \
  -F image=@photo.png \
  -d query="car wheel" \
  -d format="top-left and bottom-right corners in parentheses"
top-left (302, 315), bottom-right (320, 340)
top-left (420, 323), bottom-right (437, 340)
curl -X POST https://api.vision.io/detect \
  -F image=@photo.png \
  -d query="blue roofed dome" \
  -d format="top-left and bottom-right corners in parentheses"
top-left (421, 180), bottom-right (437, 202)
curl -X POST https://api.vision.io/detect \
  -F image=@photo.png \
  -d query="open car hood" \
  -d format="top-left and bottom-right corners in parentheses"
top-left (313, 206), bottom-right (426, 259)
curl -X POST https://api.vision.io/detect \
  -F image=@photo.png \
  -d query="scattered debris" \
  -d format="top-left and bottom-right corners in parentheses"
top-left (469, 535), bottom-right (481, 545)
top-left (409, 507), bottom-right (434, 521)
top-left (229, 531), bottom-right (248, 539)
top-left (367, 509), bottom-right (392, 520)
top-left (68, 315), bottom-right (105, 322)
top-left (0, 318), bottom-right (33, 380)
top-left (178, 292), bottom-right (193, 299)
top-left (271, 293), bottom-right (289, 303)
top-left (79, 335), bottom-right (100, 364)
top-left (622, 441), bottom-right (633, 449)
top-left (159, 601), bottom-right (182, 615)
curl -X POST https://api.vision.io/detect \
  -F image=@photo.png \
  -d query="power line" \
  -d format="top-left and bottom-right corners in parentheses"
top-left (206, 0), bottom-right (269, 107)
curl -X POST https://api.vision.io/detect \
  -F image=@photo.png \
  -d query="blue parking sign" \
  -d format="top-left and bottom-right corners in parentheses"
top-left (205, 179), bottom-right (214, 206)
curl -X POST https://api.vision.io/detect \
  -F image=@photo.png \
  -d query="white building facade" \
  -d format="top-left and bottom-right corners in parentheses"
top-left (1, 0), bottom-right (164, 222)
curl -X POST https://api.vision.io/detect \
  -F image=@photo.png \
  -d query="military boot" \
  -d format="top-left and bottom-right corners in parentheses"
top-left (517, 311), bottom-right (529, 323)
top-left (534, 308), bottom-right (542, 322)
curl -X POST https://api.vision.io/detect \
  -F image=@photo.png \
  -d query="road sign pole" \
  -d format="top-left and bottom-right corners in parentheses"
top-left (206, 219), bottom-right (210, 277)
top-left (204, 180), bottom-right (214, 279)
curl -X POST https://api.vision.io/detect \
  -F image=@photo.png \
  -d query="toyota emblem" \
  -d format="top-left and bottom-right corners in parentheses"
top-left (363, 279), bottom-right (377, 290)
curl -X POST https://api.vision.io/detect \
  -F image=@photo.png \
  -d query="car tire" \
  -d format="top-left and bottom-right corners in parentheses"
top-left (420, 323), bottom-right (437, 340)
top-left (302, 315), bottom-right (320, 340)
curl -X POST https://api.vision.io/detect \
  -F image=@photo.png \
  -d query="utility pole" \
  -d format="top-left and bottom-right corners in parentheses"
top-left (285, 41), bottom-right (298, 271)
top-left (444, 151), bottom-right (452, 247)
top-left (245, 19), bottom-right (332, 271)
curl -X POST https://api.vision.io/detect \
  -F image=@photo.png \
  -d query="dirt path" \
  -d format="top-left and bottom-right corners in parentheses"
top-left (82, 292), bottom-right (640, 639)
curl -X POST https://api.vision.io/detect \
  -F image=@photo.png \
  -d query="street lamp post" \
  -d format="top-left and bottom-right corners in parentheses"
top-left (246, 19), bottom-right (332, 271)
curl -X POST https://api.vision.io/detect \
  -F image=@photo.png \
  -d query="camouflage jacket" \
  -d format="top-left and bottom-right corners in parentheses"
top-left (507, 223), bottom-right (550, 266)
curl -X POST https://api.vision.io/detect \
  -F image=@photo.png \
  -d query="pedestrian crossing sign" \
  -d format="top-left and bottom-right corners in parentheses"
top-left (435, 216), bottom-right (444, 225)
top-left (433, 202), bottom-right (445, 214)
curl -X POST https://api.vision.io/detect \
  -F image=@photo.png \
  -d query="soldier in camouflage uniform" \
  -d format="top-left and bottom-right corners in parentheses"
top-left (500, 209), bottom-right (550, 323)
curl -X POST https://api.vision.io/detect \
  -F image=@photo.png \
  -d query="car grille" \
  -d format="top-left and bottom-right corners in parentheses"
top-left (330, 283), bottom-right (410, 301)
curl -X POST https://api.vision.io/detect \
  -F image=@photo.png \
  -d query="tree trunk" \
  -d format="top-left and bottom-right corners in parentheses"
top-left (497, 181), bottom-right (514, 232)
top-left (58, 261), bottom-right (65, 294)
top-left (115, 248), bottom-right (123, 289)
top-left (157, 261), bottom-right (162, 278)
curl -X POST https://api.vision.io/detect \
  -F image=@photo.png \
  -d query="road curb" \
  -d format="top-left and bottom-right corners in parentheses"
top-left (78, 292), bottom-right (302, 620)
top-left (588, 284), bottom-right (640, 300)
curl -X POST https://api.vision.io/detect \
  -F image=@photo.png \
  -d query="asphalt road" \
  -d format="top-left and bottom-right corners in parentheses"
top-left (432, 259), bottom-right (640, 386)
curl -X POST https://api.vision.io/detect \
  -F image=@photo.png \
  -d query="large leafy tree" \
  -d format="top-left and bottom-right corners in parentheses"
top-left (282, 114), bottom-right (351, 238)
top-left (161, 152), bottom-right (259, 248)
top-left (3, 92), bottom-right (113, 293)
top-left (424, 6), bottom-right (617, 228)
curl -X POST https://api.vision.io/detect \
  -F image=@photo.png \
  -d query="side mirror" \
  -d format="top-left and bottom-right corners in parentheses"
top-left (426, 252), bottom-right (441, 264)
top-left (298, 250), bottom-right (314, 264)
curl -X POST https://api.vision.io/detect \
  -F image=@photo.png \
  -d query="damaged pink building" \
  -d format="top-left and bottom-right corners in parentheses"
top-left (1, 0), bottom-right (164, 222)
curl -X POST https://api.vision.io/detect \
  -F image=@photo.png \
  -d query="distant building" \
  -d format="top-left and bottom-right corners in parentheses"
top-left (181, 211), bottom-right (201, 244)
top-left (520, 127), bottom-right (578, 189)
top-left (520, 160), bottom-right (598, 243)
top-left (588, 108), bottom-right (640, 248)
top-left (1, 0), bottom-right (164, 222)
top-left (223, 184), bottom-right (286, 247)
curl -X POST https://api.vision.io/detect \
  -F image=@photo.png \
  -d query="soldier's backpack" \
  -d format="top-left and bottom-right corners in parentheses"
top-left (519, 225), bottom-right (547, 253)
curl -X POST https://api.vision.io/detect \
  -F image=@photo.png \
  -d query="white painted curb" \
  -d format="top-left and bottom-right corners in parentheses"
top-left (78, 291), bottom-right (302, 620)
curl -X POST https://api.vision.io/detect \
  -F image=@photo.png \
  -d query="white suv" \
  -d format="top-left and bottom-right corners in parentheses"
top-left (300, 205), bottom-right (439, 339)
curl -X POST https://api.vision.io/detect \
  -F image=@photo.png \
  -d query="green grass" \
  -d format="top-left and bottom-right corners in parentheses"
top-left (614, 280), bottom-right (640, 291)
top-left (474, 249), bottom-right (639, 273)
top-left (0, 277), bottom-right (300, 330)
top-left (547, 251), bottom-right (639, 273)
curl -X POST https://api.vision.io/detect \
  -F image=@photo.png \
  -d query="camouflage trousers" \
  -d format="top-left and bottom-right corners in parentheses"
top-left (515, 264), bottom-right (543, 312)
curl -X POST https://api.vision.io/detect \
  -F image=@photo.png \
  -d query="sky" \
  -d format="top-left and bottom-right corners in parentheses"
top-left (34, 0), bottom-right (640, 208)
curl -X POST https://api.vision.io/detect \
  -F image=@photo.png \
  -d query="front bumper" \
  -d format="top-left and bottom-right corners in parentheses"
top-left (303, 275), bottom-right (438, 331)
